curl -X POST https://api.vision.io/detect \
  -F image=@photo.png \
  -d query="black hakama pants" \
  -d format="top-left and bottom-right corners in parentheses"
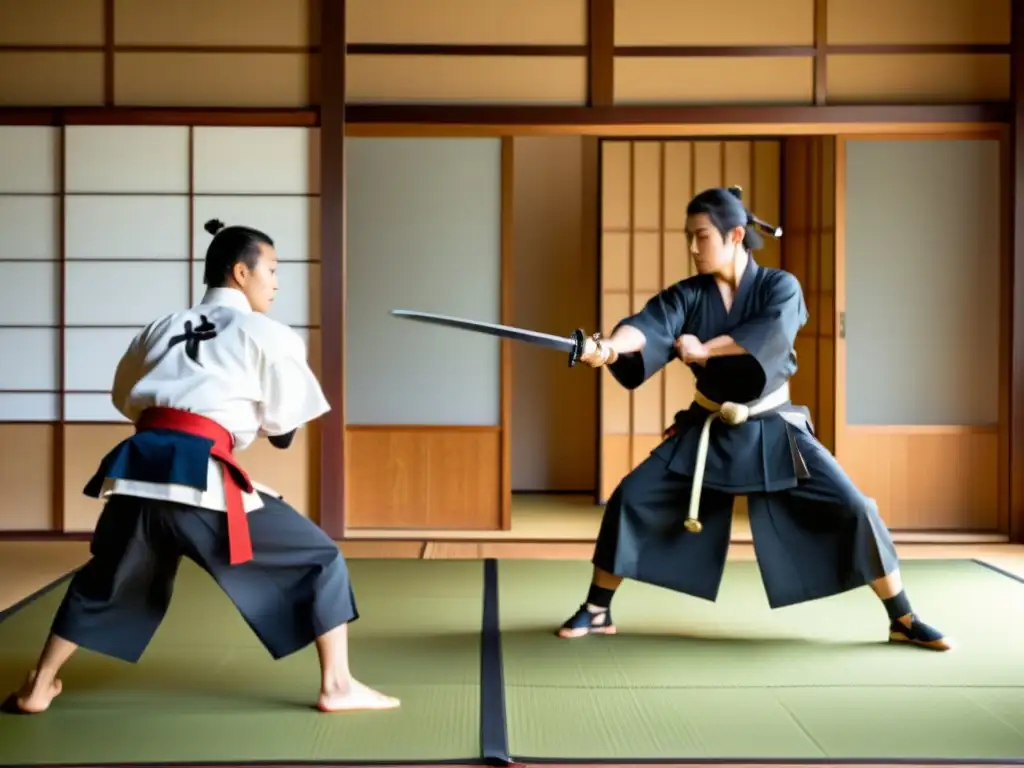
top-left (49, 492), bottom-right (357, 663)
top-left (594, 427), bottom-right (900, 609)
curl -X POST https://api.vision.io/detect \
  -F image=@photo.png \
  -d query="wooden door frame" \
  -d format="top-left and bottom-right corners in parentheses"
top-left (833, 130), bottom-right (1013, 540)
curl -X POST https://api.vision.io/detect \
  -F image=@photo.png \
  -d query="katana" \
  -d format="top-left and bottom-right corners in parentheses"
top-left (390, 309), bottom-right (589, 367)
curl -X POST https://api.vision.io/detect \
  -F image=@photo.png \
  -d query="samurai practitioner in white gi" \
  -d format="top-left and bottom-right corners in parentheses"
top-left (8, 219), bottom-right (401, 714)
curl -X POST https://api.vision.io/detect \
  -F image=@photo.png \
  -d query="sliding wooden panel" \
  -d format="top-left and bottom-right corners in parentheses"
top-left (60, 125), bottom-right (322, 532)
top-left (836, 136), bottom-right (1003, 531)
top-left (0, 126), bottom-right (62, 531)
top-left (781, 136), bottom-right (836, 452)
top-left (344, 137), bottom-right (505, 530)
top-left (509, 136), bottom-right (596, 493)
top-left (597, 139), bottom-right (782, 503)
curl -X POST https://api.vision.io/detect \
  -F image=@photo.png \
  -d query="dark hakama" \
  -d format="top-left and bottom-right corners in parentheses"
top-left (49, 429), bottom-right (356, 664)
top-left (595, 258), bottom-right (899, 609)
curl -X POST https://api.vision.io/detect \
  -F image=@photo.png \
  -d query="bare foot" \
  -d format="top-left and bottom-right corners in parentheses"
top-left (10, 671), bottom-right (62, 714)
top-left (316, 679), bottom-right (400, 713)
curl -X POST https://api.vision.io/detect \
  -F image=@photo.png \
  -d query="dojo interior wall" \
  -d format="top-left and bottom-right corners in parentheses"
top-left (0, 0), bottom-right (1013, 535)
top-left (0, 125), bottom-right (322, 533)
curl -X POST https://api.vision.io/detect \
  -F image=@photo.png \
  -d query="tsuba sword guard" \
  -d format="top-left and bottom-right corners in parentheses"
top-left (568, 328), bottom-right (586, 367)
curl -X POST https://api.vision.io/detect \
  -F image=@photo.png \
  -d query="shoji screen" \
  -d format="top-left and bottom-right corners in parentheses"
top-left (0, 127), bottom-right (62, 530)
top-left (0, 125), bottom-right (322, 533)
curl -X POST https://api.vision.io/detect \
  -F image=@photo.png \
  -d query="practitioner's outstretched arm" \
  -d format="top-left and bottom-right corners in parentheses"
top-left (578, 286), bottom-right (690, 389)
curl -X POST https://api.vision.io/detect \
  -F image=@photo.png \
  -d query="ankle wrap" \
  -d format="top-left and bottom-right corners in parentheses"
top-left (883, 590), bottom-right (912, 621)
top-left (586, 584), bottom-right (616, 609)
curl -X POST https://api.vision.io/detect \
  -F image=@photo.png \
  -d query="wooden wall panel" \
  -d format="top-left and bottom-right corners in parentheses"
top-left (0, 53), bottom-right (105, 106)
top-left (826, 54), bottom-right (1010, 104)
top-left (0, 0), bottom-right (1013, 110)
top-left (839, 426), bottom-right (1000, 531)
top-left (345, 426), bottom-right (502, 529)
top-left (510, 136), bottom-right (596, 492)
top-left (781, 136), bottom-right (836, 452)
top-left (114, 53), bottom-right (319, 108)
top-left (614, 0), bottom-right (815, 45)
top-left (346, 55), bottom-right (587, 105)
top-left (614, 58), bottom-right (814, 105)
top-left (826, 0), bottom-right (1009, 45)
top-left (0, 424), bottom-right (57, 531)
top-left (347, 0), bottom-right (587, 44)
top-left (597, 139), bottom-right (782, 504)
top-left (835, 136), bottom-right (1005, 532)
top-left (825, 0), bottom-right (1010, 104)
top-left (114, 0), bottom-right (319, 46)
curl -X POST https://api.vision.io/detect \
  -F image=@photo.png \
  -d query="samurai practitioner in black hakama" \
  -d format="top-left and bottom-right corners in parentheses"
top-left (6, 219), bottom-right (401, 715)
top-left (559, 187), bottom-right (950, 652)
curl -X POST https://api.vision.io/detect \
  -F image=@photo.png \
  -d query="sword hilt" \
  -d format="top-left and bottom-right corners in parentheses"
top-left (568, 329), bottom-right (586, 367)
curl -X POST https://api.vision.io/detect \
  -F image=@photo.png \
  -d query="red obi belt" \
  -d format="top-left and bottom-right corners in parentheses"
top-left (135, 407), bottom-right (255, 565)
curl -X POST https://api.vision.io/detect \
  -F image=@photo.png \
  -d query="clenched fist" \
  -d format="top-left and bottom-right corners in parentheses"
top-left (674, 334), bottom-right (708, 366)
top-left (579, 333), bottom-right (618, 368)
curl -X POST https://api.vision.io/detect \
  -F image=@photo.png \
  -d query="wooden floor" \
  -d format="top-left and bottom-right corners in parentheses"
top-left (348, 493), bottom-right (1012, 544)
top-left (3, 537), bottom-right (1023, 614)
top-left (2, 493), bottom-right (1022, 613)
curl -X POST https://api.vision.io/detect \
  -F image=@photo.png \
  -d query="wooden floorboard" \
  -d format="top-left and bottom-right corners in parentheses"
top-left (2, 538), bottom-right (1022, 613)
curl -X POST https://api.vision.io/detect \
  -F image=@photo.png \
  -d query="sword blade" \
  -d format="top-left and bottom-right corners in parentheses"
top-left (390, 309), bottom-right (588, 366)
top-left (390, 309), bottom-right (574, 351)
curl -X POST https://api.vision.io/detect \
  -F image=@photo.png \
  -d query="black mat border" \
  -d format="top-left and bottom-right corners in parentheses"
top-left (971, 557), bottom-right (1024, 585)
top-left (0, 762), bottom-right (484, 768)
top-left (481, 558), bottom-right (512, 766)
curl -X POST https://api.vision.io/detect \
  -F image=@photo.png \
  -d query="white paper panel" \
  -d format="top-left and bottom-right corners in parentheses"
top-left (65, 126), bottom-right (190, 193)
top-left (0, 262), bottom-right (59, 325)
top-left (0, 393), bottom-right (59, 421)
top-left (192, 195), bottom-right (320, 261)
top-left (65, 262), bottom-right (190, 325)
top-left (64, 393), bottom-right (128, 422)
top-left (191, 260), bottom-right (318, 326)
top-left (845, 139), bottom-right (1001, 426)
top-left (0, 196), bottom-right (59, 260)
top-left (0, 329), bottom-right (59, 390)
top-left (192, 127), bottom-right (320, 194)
top-left (0, 126), bottom-right (60, 193)
top-left (66, 195), bottom-right (190, 260)
top-left (65, 327), bottom-right (139, 392)
top-left (345, 137), bottom-right (501, 425)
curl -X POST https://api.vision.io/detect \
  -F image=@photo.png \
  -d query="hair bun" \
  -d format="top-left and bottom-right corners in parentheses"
top-left (726, 186), bottom-right (743, 201)
top-left (204, 218), bottom-right (225, 236)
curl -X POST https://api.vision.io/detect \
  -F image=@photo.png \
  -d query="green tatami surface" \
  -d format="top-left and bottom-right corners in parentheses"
top-left (0, 559), bottom-right (483, 766)
top-left (498, 559), bottom-right (1024, 761)
top-left (1, 557), bottom-right (1023, 765)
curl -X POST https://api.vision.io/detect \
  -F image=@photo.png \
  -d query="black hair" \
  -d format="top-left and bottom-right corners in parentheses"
top-left (685, 186), bottom-right (782, 252)
top-left (202, 219), bottom-right (275, 287)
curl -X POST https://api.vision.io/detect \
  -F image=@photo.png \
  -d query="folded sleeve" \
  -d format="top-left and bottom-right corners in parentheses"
top-left (256, 331), bottom-right (331, 436)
